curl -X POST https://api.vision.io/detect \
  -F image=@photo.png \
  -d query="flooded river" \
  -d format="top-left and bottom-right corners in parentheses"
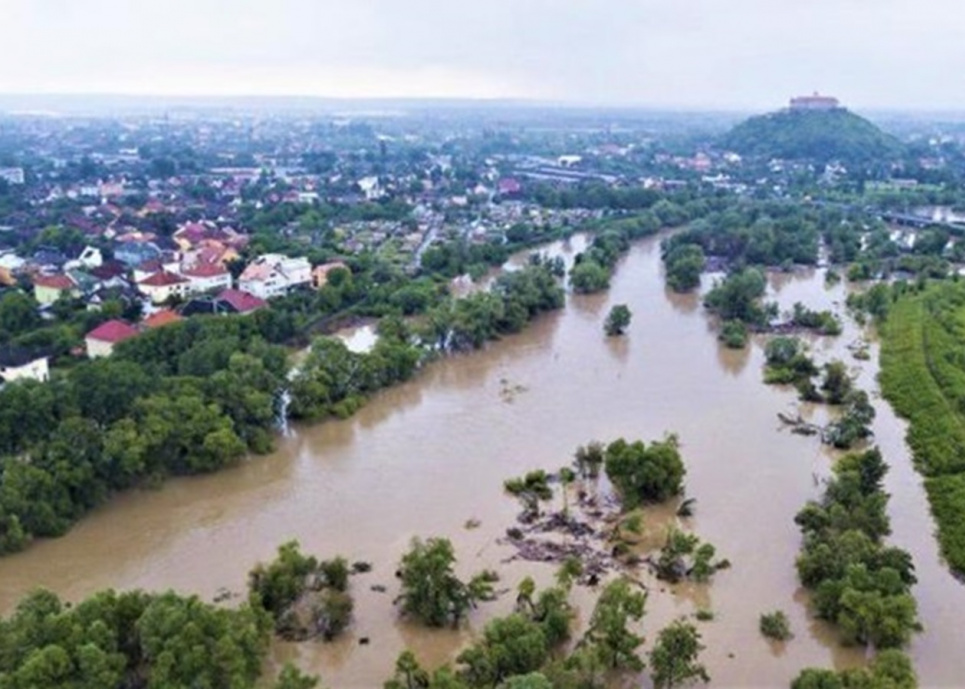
top-left (0, 233), bottom-right (962, 687)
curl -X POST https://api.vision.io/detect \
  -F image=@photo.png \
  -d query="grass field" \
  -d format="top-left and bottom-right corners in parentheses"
top-left (880, 282), bottom-right (965, 574)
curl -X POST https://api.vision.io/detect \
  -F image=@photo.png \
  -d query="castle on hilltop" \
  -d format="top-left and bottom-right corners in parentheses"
top-left (789, 92), bottom-right (841, 111)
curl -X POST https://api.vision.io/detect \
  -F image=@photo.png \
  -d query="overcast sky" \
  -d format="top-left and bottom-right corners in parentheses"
top-left (1, 0), bottom-right (961, 110)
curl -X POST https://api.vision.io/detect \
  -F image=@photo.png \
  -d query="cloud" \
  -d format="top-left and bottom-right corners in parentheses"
top-left (1, 0), bottom-right (963, 108)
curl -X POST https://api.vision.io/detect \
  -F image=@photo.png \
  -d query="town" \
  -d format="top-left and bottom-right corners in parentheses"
top-left (2, 96), bottom-right (965, 386)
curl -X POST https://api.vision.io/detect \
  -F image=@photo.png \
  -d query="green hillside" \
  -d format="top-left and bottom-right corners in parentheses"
top-left (721, 108), bottom-right (902, 163)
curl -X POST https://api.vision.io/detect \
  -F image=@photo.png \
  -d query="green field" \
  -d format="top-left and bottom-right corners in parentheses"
top-left (880, 282), bottom-right (965, 574)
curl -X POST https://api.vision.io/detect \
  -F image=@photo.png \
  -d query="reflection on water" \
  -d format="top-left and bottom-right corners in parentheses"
top-left (0, 234), bottom-right (961, 687)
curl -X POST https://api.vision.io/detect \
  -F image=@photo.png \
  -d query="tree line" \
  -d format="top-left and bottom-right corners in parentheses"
top-left (791, 448), bottom-right (919, 685)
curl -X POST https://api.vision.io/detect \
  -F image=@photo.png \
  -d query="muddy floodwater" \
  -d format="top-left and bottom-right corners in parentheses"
top-left (1, 233), bottom-right (964, 688)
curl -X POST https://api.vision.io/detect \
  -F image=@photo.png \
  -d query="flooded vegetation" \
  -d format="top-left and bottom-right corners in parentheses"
top-left (1, 233), bottom-right (964, 686)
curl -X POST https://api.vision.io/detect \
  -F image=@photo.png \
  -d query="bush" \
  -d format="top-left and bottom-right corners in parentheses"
top-left (759, 610), bottom-right (792, 641)
top-left (719, 320), bottom-right (748, 349)
top-left (604, 304), bottom-right (632, 336)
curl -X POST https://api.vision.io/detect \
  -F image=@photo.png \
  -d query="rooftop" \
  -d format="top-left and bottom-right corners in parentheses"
top-left (143, 309), bottom-right (183, 329)
top-left (218, 288), bottom-right (267, 314)
top-left (139, 271), bottom-right (189, 287)
top-left (33, 273), bottom-right (75, 290)
top-left (87, 319), bottom-right (139, 344)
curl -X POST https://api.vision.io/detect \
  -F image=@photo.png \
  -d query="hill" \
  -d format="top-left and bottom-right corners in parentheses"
top-left (721, 107), bottom-right (902, 164)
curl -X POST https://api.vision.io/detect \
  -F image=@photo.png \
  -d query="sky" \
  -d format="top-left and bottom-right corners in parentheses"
top-left (1, 0), bottom-right (962, 110)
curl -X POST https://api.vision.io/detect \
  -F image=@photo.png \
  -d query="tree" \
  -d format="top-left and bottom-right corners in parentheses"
top-left (821, 361), bottom-right (853, 405)
top-left (663, 243), bottom-right (705, 293)
top-left (604, 304), bottom-right (632, 336)
top-left (581, 578), bottom-right (646, 671)
top-left (457, 614), bottom-right (548, 687)
top-left (759, 610), bottom-right (793, 641)
top-left (649, 620), bottom-right (710, 689)
top-left (396, 537), bottom-right (493, 627)
top-left (569, 260), bottom-right (610, 294)
top-left (573, 441), bottom-right (605, 479)
top-left (604, 436), bottom-right (686, 508)
top-left (499, 674), bottom-right (553, 689)
top-left (273, 663), bottom-right (321, 689)
top-left (704, 268), bottom-right (770, 325)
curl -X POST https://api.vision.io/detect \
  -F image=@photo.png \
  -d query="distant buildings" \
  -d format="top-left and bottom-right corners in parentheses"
top-left (0, 168), bottom-right (24, 185)
top-left (789, 93), bottom-right (841, 111)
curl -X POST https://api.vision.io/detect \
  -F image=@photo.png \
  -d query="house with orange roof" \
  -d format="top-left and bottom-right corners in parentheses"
top-left (142, 309), bottom-right (183, 329)
top-left (312, 261), bottom-right (350, 289)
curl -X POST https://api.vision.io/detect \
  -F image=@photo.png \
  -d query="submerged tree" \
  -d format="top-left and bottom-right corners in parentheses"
top-left (581, 578), bottom-right (647, 672)
top-left (604, 304), bottom-right (632, 336)
top-left (604, 436), bottom-right (686, 508)
top-left (649, 620), bottom-right (710, 689)
top-left (396, 537), bottom-right (496, 627)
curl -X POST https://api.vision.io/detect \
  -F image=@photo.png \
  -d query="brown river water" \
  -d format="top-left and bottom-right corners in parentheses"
top-left (1, 233), bottom-right (963, 688)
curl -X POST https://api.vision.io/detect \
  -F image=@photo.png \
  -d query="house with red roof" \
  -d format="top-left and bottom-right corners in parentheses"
top-left (137, 271), bottom-right (191, 305)
top-left (181, 262), bottom-right (232, 294)
top-left (33, 273), bottom-right (79, 306)
top-left (217, 289), bottom-right (267, 314)
top-left (85, 319), bottom-right (138, 358)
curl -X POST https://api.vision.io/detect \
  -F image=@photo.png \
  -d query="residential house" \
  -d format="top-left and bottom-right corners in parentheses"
top-left (0, 346), bottom-right (49, 384)
top-left (85, 319), bottom-right (138, 358)
top-left (238, 254), bottom-right (311, 299)
top-left (137, 271), bottom-right (191, 304)
top-left (33, 273), bottom-right (78, 306)
top-left (64, 246), bottom-right (104, 271)
top-left (182, 240), bottom-right (240, 269)
top-left (115, 240), bottom-right (162, 268)
top-left (312, 261), bottom-right (350, 289)
top-left (31, 247), bottom-right (68, 272)
top-left (133, 255), bottom-right (181, 283)
top-left (173, 222), bottom-right (249, 253)
top-left (0, 252), bottom-right (25, 286)
top-left (358, 176), bottom-right (383, 201)
top-left (180, 289), bottom-right (266, 317)
top-left (217, 289), bottom-right (267, 314)
top-left (181, 263), bottom-right (232, 294)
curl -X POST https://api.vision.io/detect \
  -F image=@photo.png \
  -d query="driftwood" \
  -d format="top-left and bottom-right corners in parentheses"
top-left (499, 479), bottom-right (642, 587)
top-left (778, 412), bottom-right (823, 438)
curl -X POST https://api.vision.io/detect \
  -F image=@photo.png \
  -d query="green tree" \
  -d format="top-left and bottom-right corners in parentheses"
top-left (248, 541), bottom-right (319, 624)
top-left (604, 304), bottom-right (632, 336)
top-left (649, 619), bottom-right (710, 689)
top-left (581, 578), bottom-right (647, 672)
top-left (604, 436), bottom-right (686, 508)
top-left (397, 538), bottom-right (493, 628)
top-left (569, 260), bottom-right (610, 294)
top-left (457, 614), bottom-right (549, 687)
top-left (759, 610), bottom-right (793, 641)
top-left (273, 663), bottom-right (321, 689)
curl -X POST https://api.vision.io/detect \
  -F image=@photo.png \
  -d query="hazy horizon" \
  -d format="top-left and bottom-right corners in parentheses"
top-left (4, 1), bottom-right (964, 111)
